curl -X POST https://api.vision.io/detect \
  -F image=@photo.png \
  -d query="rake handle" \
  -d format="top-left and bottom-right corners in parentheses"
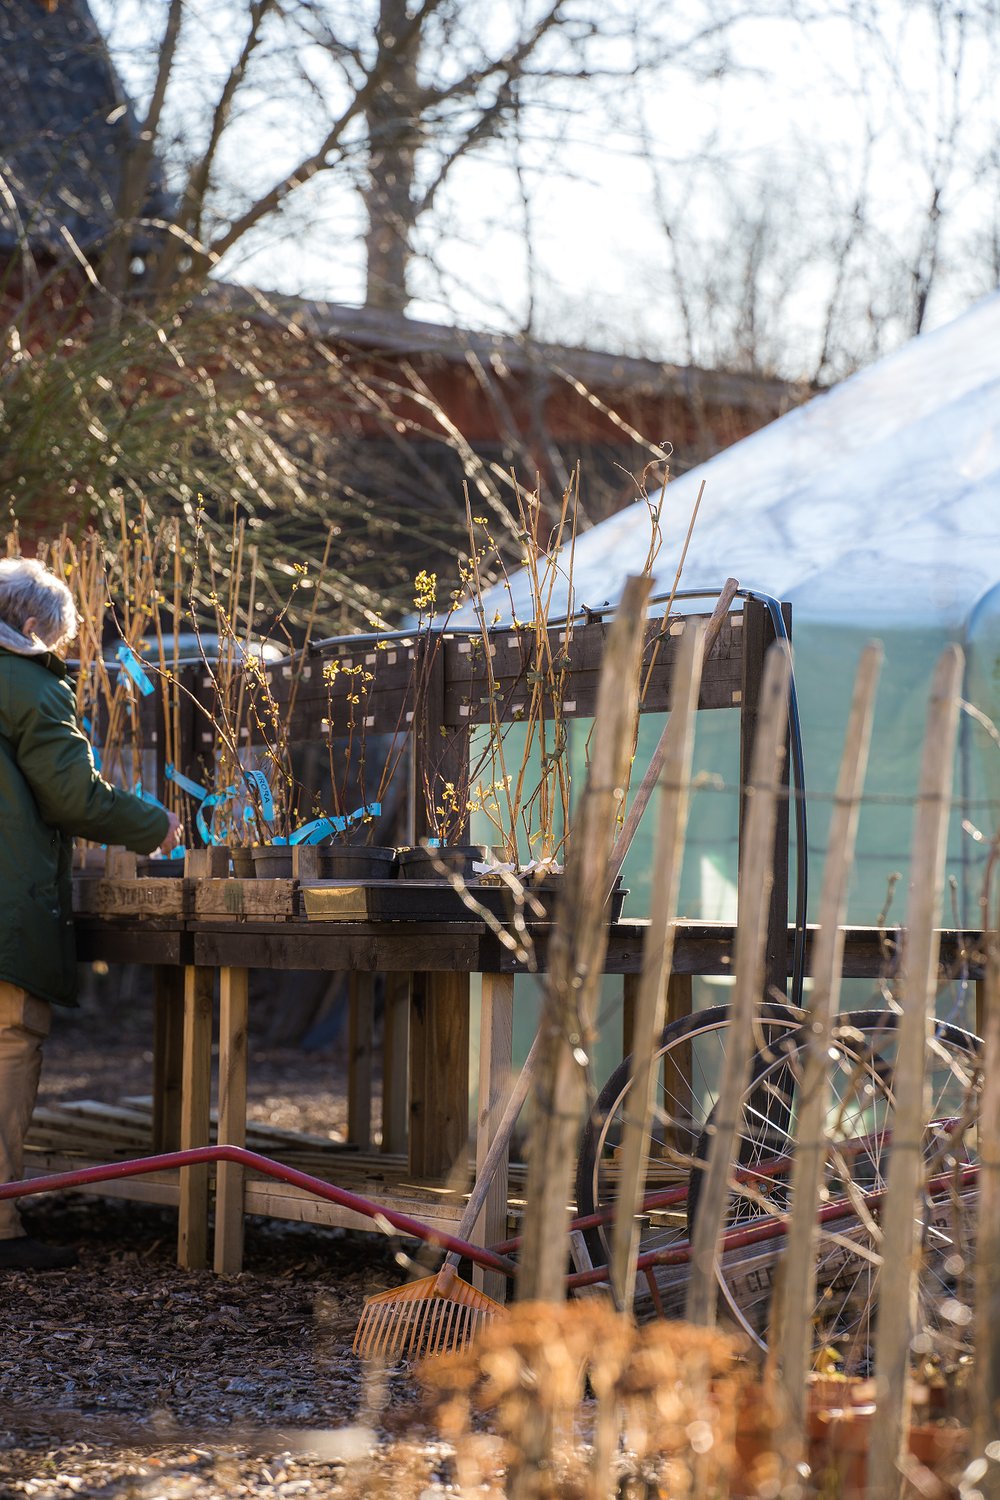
top-left (439, 1023), bottom-right (544, 1274)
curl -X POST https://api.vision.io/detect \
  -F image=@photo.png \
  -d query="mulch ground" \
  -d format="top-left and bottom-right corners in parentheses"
top-left (0, 981), bottom-right (464, 1499)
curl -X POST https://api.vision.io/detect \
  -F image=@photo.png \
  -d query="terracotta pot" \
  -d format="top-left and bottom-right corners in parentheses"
top-left (808, 1404), bottom-right (968, 1498)
top-left (396, 844), bottom-right (489, 880)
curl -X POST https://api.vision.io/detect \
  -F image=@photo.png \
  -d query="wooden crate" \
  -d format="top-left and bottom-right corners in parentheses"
top-left (193, 877), bottom-right (297, 919)
top-left (72, 876), bottom-right (193, 918)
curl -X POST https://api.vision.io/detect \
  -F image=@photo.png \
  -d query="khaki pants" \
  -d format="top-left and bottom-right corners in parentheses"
top-left (0, 981), bottom-right (52, 1239)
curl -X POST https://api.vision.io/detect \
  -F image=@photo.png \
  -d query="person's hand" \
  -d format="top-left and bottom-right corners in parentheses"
top-left (154, 810), bottom-right (184, 856)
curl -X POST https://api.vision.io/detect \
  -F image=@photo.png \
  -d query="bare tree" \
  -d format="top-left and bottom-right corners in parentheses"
top-left (631, 0), bottom-right (1000, 382)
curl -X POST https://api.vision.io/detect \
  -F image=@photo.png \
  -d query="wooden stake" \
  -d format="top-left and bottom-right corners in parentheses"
top-left (774, 643), bottom-right (882, 1472)
top-left (608, 620), bottom-right (706, 1312)
top-left (515, 571), bottom-right (652, 1307)
top-left (685, 639), bottom-right (791, 1327)
top-left (867, 644), bottom-right (963, 1500)
top-left (607, 577), bottom-right (738, 889)
top-left (973, 890), bottom-right (1000, 1496)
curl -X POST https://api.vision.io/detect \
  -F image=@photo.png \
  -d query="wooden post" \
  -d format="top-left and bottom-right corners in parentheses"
top-left (152, 965), bottom-right (184, 1152)
top-left (609, 622), bottom-right (704, 1313)
top-left (974, 923), bottom-right (1000, 1495)
top-left (472, 972), bottom-right (515, 1301)
top-left (686, 640), bottom-right (791, 1326)
top-left (178, 965), bottom-right (213, 1270)
top-left (739, 597), bottom-right (791, 1003)
top-left (509, 575), bottom-right (651, 1500)
top-left (348, 971), bottom-right (375, 1150)
top-left (868, 646), bottom-right (964, 1500)
top-left (621, 972), bottom-right (639, 1058)
top-left (214, 966), bottom-right (249, 1275)
top-left (380, 972), bottom-right (409, 1155)
top-left (408, 970), bottom-right (470, 1178)
top-left (774, 644), bottom-right (881, 1469)
top-left (516, 574), bottom-right (652, 1306)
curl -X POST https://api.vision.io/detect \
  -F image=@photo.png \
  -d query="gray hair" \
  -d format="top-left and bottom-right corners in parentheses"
top-left (0, 558), bottom-right (80, 647)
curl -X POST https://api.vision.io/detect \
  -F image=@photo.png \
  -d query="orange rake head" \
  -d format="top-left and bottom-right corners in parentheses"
top-left (353, 1267), bottom-right (506, 1361)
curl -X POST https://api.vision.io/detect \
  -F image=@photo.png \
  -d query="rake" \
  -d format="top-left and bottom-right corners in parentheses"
top-left (353, 1028), bottom-right (541, 1361)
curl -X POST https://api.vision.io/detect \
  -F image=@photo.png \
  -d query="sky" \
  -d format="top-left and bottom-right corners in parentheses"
top-left (90, 0), bottom-right (1000, 381)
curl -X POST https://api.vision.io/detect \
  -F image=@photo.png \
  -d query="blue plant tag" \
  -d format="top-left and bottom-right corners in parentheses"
top-left (135, 781), bottom-right (168, 812)
top-left (82, 715), bottom-right (102, 771)
top-left (195, 785), bottom-right (237, 845)
top-left (289, 802), bottom-right (381, 845)
top-left (116, 645), bottom-right (154, 696)
top-left (165, 763), bottom-right (209, 803)
top-left (244, 770), bottom-right (275, 823)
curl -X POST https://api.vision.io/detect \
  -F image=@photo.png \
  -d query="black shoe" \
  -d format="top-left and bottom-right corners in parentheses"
top-left (0, 1236), bottom-right (78, 1270)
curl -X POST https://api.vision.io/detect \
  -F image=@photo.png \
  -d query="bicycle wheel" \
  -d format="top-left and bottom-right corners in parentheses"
top-left (704, 1008), bottom-right (981, 1372)
top-left (574, 1001), bottom-right (807, 1321)
top-left (576, 1003), bottom-right (981, 1370)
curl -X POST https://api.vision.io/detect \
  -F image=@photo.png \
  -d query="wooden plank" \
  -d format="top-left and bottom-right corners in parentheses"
top-left (152, 966), bottom-right (184, 1152)
top-left (185, 847), bottom-right (230, 879)
top-left (194, 878), bottom-right (297, 918)
top-left (408, 970), bottom-right (470, 1178)
top-left (192, 925), bottom-right (484, 973)
top-left (105, 850), bottom-right (138, 879)
top-left (739, 597), bottom-right (790, 1003)
top-left (381, 972), bottom-right (409, 1154)
top-left (609, 620), bottom-right (704, 1313)
top-left (869, 645), bottom-right (964, 1500)
top-left (214, 966), bottom-right (249, 1275)
top-left (347, 972), bottom-right (374, 1150)
top-left (687, 640), bottom-right (791, 1326)
top-left (472, 972), bottom-right (515, 1301)
top-left (774, 643), bottom-right (881, 1465)
top-left (73, 920), bottom-right (189, 967)
top-left (241, 1179), bottom-right (466, 1234)
top-left (621, 972), bottom-right (639, 1057)
top-left (178, 965), bottom-right (214, 1270)
top-left (72, 878), bottom-right (191, 917)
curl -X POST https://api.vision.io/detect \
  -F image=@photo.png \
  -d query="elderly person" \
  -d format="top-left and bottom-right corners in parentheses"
top-left (0, 557), bottom-right (181, 1269)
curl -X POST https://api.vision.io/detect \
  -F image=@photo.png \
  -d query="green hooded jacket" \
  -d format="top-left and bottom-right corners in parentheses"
top-left (0, 631), bottom-right (169, 1005)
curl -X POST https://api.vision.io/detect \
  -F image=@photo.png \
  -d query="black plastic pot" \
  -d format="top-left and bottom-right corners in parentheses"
top-left (135, 856), bottom-right (185, 878)
top-left (230, 846), bottom-right (255, 879)
top-left (250, 845), bottom-right (293, 878)
top-left (314, 845), bottom-right (398, 880)
top-left (396, 843), bottom-right (490, 880)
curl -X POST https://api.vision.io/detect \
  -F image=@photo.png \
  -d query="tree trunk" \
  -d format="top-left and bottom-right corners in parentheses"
top-left (363, 0), bottom-right (421, 313)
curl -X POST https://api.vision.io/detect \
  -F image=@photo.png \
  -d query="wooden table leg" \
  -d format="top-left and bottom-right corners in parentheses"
top-left (348, 972), bottom-right (374, 1150)
top-left (152, 965), bottom-right (184, 1152)
top-left (381, 972), bottom-right (409, 1155)
top-left (408, 971), bottom-right (470, 1178)
top-left (214, 966), bottom-right (249, 1275)
top-left (178, 965), bottom-right (213, 1269)
top-left (622, 972), bottom-right (639, 1058)
top-left (472, 972), bottom-right (514, 1301)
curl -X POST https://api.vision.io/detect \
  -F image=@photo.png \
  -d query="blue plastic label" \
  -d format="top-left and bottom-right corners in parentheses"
top-left (116, 645), bottom-right (154, 696)
top-left (165, 763), bottom-right (209, 803)
top-left (289, 802), bottom-right (381, 845)
top-left (244, 770), bottom-right (275, 823)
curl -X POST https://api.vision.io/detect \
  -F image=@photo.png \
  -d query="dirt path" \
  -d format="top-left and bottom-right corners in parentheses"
top-left (1, 986), bottom-right (450, 1499)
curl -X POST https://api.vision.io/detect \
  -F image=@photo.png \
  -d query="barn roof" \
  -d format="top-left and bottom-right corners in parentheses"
top-left (0, 0), bottom-right (169, 258)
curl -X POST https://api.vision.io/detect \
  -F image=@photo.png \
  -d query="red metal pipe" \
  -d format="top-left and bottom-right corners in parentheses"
top-left (566, 1160), bottom-right (980, 1289)
top-left (0, 1147), bottom-right (517, 1276)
